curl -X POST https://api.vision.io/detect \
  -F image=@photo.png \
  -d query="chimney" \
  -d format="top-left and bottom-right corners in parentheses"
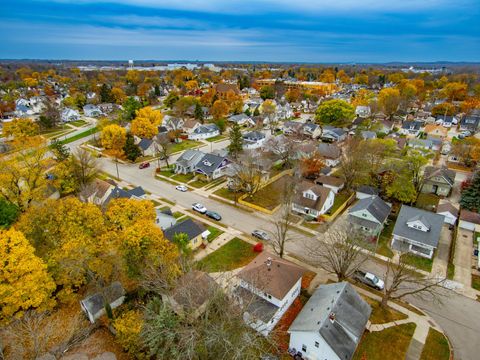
top-left (329, 312), bottom-right (336, 323)
top-left (266, 257), bottom-right (272, 269)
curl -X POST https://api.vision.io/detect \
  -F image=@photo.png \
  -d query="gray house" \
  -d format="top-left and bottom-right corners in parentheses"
top-left (174, 149), bottom-right (205, 174)
top-left (391, 205), bottom-right (444, 259)
top-left (348, 196), bottom-right (391, 236)
top-left (194, 153), bottom-right (230, 181)
top-left (421, 167), bottom-right (456, 197)
top-left (288, 282), bottom-right (371, 360)
top-left (80, 282), bottom-right (125, 323)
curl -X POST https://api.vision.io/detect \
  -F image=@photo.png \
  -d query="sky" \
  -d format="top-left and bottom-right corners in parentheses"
top-left (1, 0), bottom-right (479, 62)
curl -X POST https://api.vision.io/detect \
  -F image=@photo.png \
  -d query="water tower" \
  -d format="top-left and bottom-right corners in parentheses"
top-left (128, 60), bottom-right (134, 69)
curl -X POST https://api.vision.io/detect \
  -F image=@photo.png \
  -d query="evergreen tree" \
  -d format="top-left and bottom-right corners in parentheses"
top-left (228, 123), bottom-right (243, 158)
top-left (154, 85), bottom-right (161, 97)
top-left (50, 139), bottom-right (70, 161)
top-left (194, 103), bottom-right (204, 122)
top-left (100, 83), bottom-right (114, 103)
top-left (253, 106), bottom-right (260, 116)
top-left (244, 108), bottom-right (251, 116)
top-left (123, 133), bottom-right (142, 162)
top-left (460, 172), bottom-right (480, 212)
top-left (0, 199), bottom-right (19, 229)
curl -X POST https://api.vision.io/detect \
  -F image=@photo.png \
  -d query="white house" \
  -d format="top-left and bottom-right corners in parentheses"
top-left (459, 209), bottom-right (480, 232)
top-left (234, 252), bottom-right (306, 336)
top-left (292, 181), bottom-right (335, 218)
top-left (314, 175), bottom-right (344, 194)
top-left (317, 143), bottom-right (341, 167)
top-left (80, 282), bottom-right (125, 323)
top-left (188, 124), bottom-right (219, 140)
top-left (83, 104), bottom-right (103, 117)
top-left (228, 113), bottom-right (255, 127)
top-left (137, 138), bottom-right (157, 156)
top-left (355, 105), bottom-right (371, 118)
top-left (288, 282), bottom-right (371, 360)
top-left (436, 202), bottom-right (459, 226)
top-left (356, 185), bottom-right (380, 200)
top-left (243, 131), bottom-right (266, 150)
top-left (61, 108), bottom-right (80, 122)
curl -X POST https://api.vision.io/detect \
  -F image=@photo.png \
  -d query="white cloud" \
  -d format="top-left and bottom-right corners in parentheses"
top-left (94, 15), bottom-right (209, 29)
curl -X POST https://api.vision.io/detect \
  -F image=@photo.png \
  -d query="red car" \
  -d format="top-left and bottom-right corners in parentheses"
top-left (139, 162), bottom-right (150, 169)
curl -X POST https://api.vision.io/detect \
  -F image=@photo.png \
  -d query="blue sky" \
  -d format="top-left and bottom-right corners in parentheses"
top-left (1, 0), bottom-right (479, 62)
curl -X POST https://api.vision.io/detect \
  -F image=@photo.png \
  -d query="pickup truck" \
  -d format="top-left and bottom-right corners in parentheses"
top-left (353, 270), bottom-right (384, 290)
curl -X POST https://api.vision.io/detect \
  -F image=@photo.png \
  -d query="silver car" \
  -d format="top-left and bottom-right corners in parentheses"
top-left (252, 230), bottom-right (270, 241)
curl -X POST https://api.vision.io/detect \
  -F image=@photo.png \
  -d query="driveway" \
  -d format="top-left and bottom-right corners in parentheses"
top-left (454, 228), bottom-right (473, 287)
top-left (432, 225), bottom-right (452, 277)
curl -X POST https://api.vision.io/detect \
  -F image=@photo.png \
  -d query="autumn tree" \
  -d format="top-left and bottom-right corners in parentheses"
top-left (70, 148), bottom-right (100, 187)
top-left (431, 102), bottom-right (456, 117)
top-left (315, 99), bottom-right (354, 127)
top-left (228, 123), bottom-right (243, 159)
top-left (50, 138), bottom-right (70, 161)
top-left (211, 99), bottom-right (229, 120)
top-left (123, 133), bottom-right (142, 162)
top-left (378, 88), bottom-right (401, 119)
top-left (155, 134), bottom-right (172, 168)
top-left (261, 99), bottom-right (277, 134)
top-left (3, 118), bottom-right (39, 139)
top-left (105, 198), bottom-right (156, 231)
top-left (131, 106), bottom-right (163, 139)
top-left (228, 153), bottom-right (271, 197)
top-left (259, 85), bottom-right (275, 100)
top-left (337, 138), bottom-right (363, 190)
top-left (0, 199), bottom-right (20, 229)
top-left (0, 228), bottom-right (56, 323)
top-left (300, 151), bottom-right (325, 179)
top-left (441, 82), bottom-right (467, 101)
top-left (101, 123), bottom-right (127, 170)
top-left (39, 100), bottom-right (60, 129)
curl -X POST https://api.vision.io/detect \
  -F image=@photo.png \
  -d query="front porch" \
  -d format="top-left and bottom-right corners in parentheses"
top-left (391, 236), bottom-right (434, 259)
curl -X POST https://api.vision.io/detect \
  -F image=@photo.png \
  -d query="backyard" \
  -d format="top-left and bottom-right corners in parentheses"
top-left (415, 193), bottom-right (439, 212)
top-left (326, 190), bottom-right (352, 215)
top-left (197, 237), bottom-right (258, 272)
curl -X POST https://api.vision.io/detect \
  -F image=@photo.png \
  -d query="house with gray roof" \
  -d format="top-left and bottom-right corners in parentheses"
top-left (317, 143), bottom-right (341, 167)
top-left (163, 218), bottom-right (209, 251)
top-left (155, 208), bottom-right (177, 230)
top-left (348, 196), bottom-right (391, 237)
top-left (228, 113), bottom-right (255, 127)
top-left (288, 282), bottom-right (371, 360)
top-left (243, 131), bottom-right (266, 150)
top-left (83, 104), bottom-right (103, 117)
top-left (356, 185), bottom-right (380, 200)
top-left (400, 120), bottom-right (422, 136)
top-left (174, 149), bottom-right (205, 174)
top-left (321, 126), bottom-right (347, 142)
top-left (360, 130), bottom-right (377, 140)
top-left (194, 153), bottom-right (230, 181)
top-left (459, 115), bottom-right (480, 133)
top-left (391, 205), bottom-right (445, 259)
top-left (102, 185), bottom-right (146, 208)
top-left (302, 122), bottom-right (322, 139)
top-left (80, 282), bottom-right (125, 323)
top-left (137, 138), bottom-right (156, 156)
top-left (187, 123), bottom-right (219, 140)
top-left (421, 166), bottom-right (456, 197)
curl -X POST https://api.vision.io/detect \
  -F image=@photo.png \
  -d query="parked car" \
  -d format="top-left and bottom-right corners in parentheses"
top-left (251, 230), bottom-right (270, 241)
top-left (139, 162), bottom-right (150, 169)
top-left (192, 203), bottom-right (207, 214)
top-left (206, 210), bottom-right (222, 221)
top-left (175, 185), bottom-right (188, 192)
top-left (353, 270), bottom-right (384, 290)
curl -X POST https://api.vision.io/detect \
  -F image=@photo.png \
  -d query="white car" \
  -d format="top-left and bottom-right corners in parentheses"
top-left (176, 185), bottom-right (188, 192)
top-left (192, 203), bottom-right (207, 214)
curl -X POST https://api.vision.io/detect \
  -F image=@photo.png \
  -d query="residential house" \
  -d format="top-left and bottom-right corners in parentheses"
top-left (379, 120), bottom-right (394, 134)
top-left (348, 196), bottom-right (391, 237)
top-left (391, 205), bottom-right (444, 259)
top-left (355, 105), bottom-right (371, 118)
top-left (194, 153), bottom-right (231, 181)
top-left (283, 121), bottom-right (304, 136)
top-left (459, 115), bottom-right (480, 133)
top-left (155, 208), bottom-right (177, 230)
top-left (163, 218), bottom-right (209, 251)
top-left (288, 282), bottom-right (371, 360)
top-left (83, 104), bottom-right (103, 117)
top-left (459, 210), bottom-right (480, 232)
top-left (435, 115), bottom-right (458, 128)
top-left (228, 113), bottom-right (255, 127)
top-left (360, 130), bottom-right (377, 140)
top-left (400, 121), bottom-right (422, 136)
top-left (292, 181), bottom-right (335, 218)
top-left (61, 108), bottom-right (80, 122)
top-left (436, 202), bottom-right (459, 225)
top-left (234, 252), bottom-right (306, 336)
top-left (102, 186), bottom-right (147, 208)
top-left (424, 124), bottom-right (448, 139)
top-left (97, 103), bottom-right (120, 114)
top-left (174, 149), bottom-right (205, 174)
top-left (303, 122), bottom-right (322, 139)
top-left (79, 178), bottom-right (115, 206)
top-left (314, 175), bottom-right (345, 194)
top-left (137, 138), bottom-right (156, 156)
top-left (421, 166), bottom-right (456, 197)
top-left (243, 131), bottom-right (266, 150)
top-left (188, 124), bottom-right (220, 141)
top-left (321, 126), bottom-right (347, 142)
top-left (356, 185), bottom-right (380, 200)
top-left (80, 282), bottom-right (125, 323)
top-left (276, 102), bottom-right (294, 120)
top-left (163, 115), bottom-right (185, 132)
top-left (317, 143), bottom-right (341, 167)
top-left (407, 138), bottom-right (442, 152)
top-left (182, 119), bottom-right (201, 134)
top-left (163, 271), bottom-right (218, 319)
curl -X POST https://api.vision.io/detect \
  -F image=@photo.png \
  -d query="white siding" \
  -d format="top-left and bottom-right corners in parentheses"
top-left (438, 211), bottom-right (456, 225)
top-left (289, 331), bottom-right (340, 360)
top-left (459, 220), bottom-right (476, 232)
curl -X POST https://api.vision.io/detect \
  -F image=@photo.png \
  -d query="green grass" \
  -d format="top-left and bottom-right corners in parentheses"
top-left (170, 140), bottom-right (202, 153)
top-left (155, 175), bottom-right (179, 186)
top-left (159, 197), bottom-right (175, 205)
top-left (206, 226), bottom-right (224, 242)
top-left (213, 187), bottom-right (243, 202)
top-left (243, 176), bottom-right (290, 211)
top-left (171, 172), bottom-right (194, 183)
top-left (173, 211), bottom-right (185, 219)
top-left (205, 178), bottom-right (226, 190)
top-left (150, 200), bottom-right (162, 207)
top-left (205, 135), bottom-right (227, 142)
top-left (401, 253), bottom-right (433, 273)
top-left (377, 221), bottom-right (395, 258)
top-left (353, 323), bottom-right (416, 360)
top-left (68, 120), bottom-right (88, 127)
top-left (59, 127), bottom-right (98, 144)
top-left (472, 274), bottom-right (480, 291)
top-left (189, 179), bottom-right (209, 188)
top-left (197, 237), bottom-right (258, 272)
top-left (415, 193), bottom-right (440, 211)
top-left (326, 190), bottom-right (351, 215)
top-left (361, 296), bottom-right (408, 325)
top-left (420, 328), bottom-right (450, 360)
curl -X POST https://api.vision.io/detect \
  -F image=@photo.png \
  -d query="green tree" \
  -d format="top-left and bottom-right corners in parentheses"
top-left (172, 232), bottom-right (191, 256)
top-left (50, 139), bottom-right (70, 162)
top-left (213, 118), bottom-right (226, 134)
top-left (164, 92), bottom-right (179, 109)
top-left (386, 174), bottom-right (417, 203)
top-left (253, 107), bottom-right (260, 116)
top-left (315, 99), bottom-right (355, 127)
top-left (0, 199), bottom-right (19, 229)
top-left (100, 84), bottom-right (114, 103)
top-left (228, 123), bottom-right (243, 158)
top-left (194, 103), bottom-right (204, 122)
top-left (259, 85), bottom-right (275, 100)
top-left (122, 97), bottom-right (142, 122)
top-left (123, 133), bottom-right (142, 162)
top-left (460, 172), bottom-right (480, 212)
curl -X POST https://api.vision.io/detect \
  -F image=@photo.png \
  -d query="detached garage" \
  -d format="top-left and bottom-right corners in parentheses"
top-left (459, 209), bottom-right (480, 232)
top-left (437, 202), bottom-right (459, 226)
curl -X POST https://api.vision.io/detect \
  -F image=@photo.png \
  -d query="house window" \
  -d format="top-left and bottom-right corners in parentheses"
top-left (302, 344), bottom-right (307, 352)
top-left (267, 294), bottom-right (272, 299)
top-left (193, 238), bottom-right (197, 244)
top-left (315, 341), bottom-right (319, 348)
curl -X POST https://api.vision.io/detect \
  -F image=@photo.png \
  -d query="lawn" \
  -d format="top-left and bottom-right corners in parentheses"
top-left (68, 119), bottom-right (88, 127)
top-left (197, 237), bottom-right (258, 272)
top-left (171, 172), bottom-right (194, 183)
top-left (361, 296), bottom-right (408, 325)
top-left (471, 274), bottom-right (480, 291)
top-left (170, 140), bottom-right (202, 153)
top-left (419, 328), bottom-right (450, 360)
top-left (243, 175), bottom-right (291, 211)
top-left (60, 127), bottom-right (98, 144)
top-left (206, 225), bottom-right (224, 242)
top-left (205, 135), bottom-right (227, 142)
top-left (353, 323), bottom-right (416, 360)
top-left (173, 211), bottom-right (185, 219)
top-left (415, 193), bottom-right (439, 212)
top-left (377, 220), bottom-right (395, 258)
top-left (213, 187), bottom-right (243, 202)
top-left (326, 190), bottom-right (352, 215)
top-left (401, 253), bottom-right (433, 273)
top-left (189, 179), bottom-right (209, 188)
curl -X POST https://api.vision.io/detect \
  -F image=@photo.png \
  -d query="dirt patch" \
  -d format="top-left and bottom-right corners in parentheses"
top-left (65, 327), bottom-right (129, 360)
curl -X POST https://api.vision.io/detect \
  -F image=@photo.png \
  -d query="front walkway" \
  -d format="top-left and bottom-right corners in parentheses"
top-left (431, 225), bottom-right (452, 277)
top-left (454, 228), bottom-right (473, 287)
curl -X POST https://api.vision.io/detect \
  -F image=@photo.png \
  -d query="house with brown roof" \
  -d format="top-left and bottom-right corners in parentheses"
top-left (214, 83), bottom-right (240, 99)
top-left (459, 209), bottom-right (480, 232)
top-left (424, 124), bottom-right (448, 139)
top-left (314, 175), bottom-right (345, 194)
top-left (234, 251), bottom-right (306, 336)
top-left (79, 178), bottom-right (115, 206)
top-left (292, 181), bottom-right (335, 218)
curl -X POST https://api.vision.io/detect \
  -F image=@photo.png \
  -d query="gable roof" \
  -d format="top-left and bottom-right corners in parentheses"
top-left (138, 138), bottom-right (154, 151)
top-left (393, 205), bottom-right (444, 248)
top-left (195, 153), bottom-right (229, 176)
top-left (402, 120), bottom-right (422, 130)
top-left (171, 271), bottom-right (218, 310)
top-left (175, 149), bottom-right (205, 168)
top-left (424, 166), bottom-right (456, 186)
top-left (315, 175), bottom-right (345, 188)
top-left (243, 130), bottom-right (265, 142)
top-left (349, 195), bottom-right (391, 224)
top-left (163, 218), bottom-right (206, 242)
top-left (357, 185), bottom-right (380, 196)
top-left (289, 282), bottom-right (371, 360)
top-left (436, 202), bottom-right (459, 217)
top-left (103, 186), bottom-right (145, 207)
top-left (317, 143), bottom-right (341, 159)
top-left (295, 181), bottom-right (333, 211)
top-left (192, 124), bottom-right (219, 134)
top-left (80, 282), bottom-right (125, 321)
top-left (459, 209), bottom-right (480, 225)
top-left (237, 251), bottom-right (306, 300)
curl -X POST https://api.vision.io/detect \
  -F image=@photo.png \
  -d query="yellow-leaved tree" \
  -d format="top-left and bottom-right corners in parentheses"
top-left (101, 124), bottom-right (127, 151)
top-left (105, 198), bottom-right (156, 231)
top-left (0, 228), bottom-right (56, 324)
top-left (3, 118), bottom-right (39, 140)
top-left (131, 106), bottom-right (163, 139)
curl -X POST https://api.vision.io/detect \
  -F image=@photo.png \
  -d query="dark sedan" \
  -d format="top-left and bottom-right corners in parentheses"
top-left (205, 210), bottom-right (222, 221)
